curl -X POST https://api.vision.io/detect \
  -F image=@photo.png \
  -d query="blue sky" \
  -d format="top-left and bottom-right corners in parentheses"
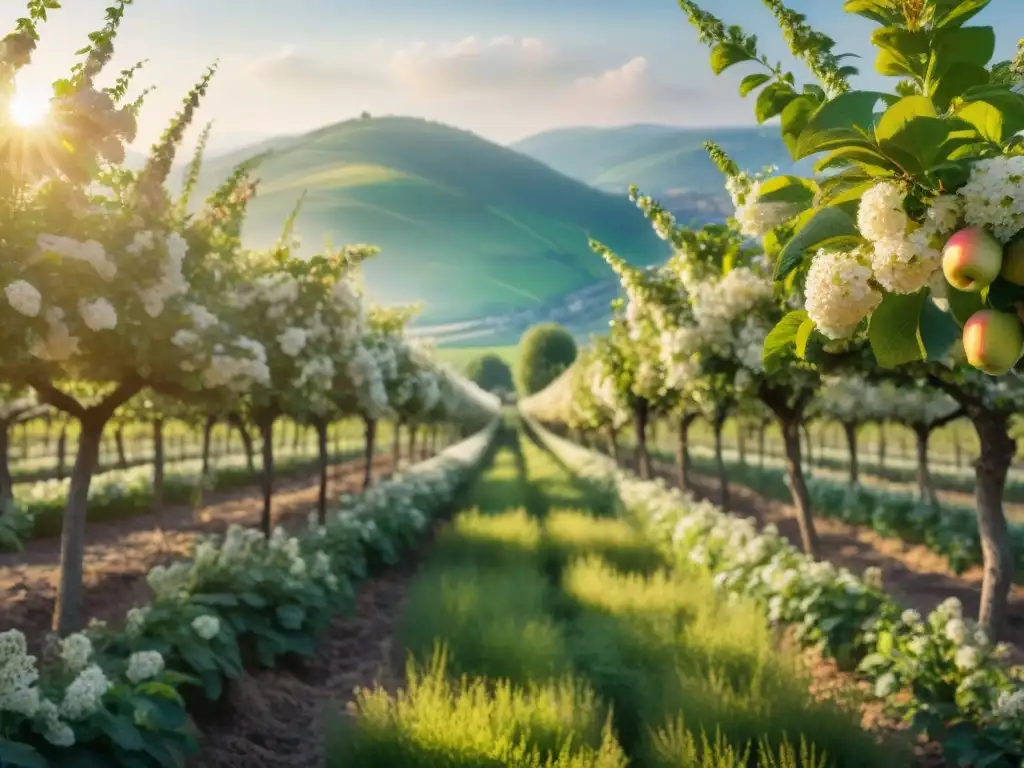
top-left (10, 0), bottom-right (1024, 154)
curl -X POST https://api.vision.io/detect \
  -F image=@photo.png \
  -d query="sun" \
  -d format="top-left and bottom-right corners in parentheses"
top-left (8, 89), bottom-right (50, 127)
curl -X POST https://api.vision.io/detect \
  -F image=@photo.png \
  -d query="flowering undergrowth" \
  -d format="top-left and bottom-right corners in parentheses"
top-left (527, 413), bottom-right (1024, 768)
top-left (0, 420), bottom-right (497, 767)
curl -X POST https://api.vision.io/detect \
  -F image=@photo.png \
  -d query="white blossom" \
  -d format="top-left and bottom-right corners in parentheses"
top-left (4, 280), bottom-right (42, 317)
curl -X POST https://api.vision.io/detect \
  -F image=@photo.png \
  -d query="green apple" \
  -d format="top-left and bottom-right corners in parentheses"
top-left (962, 309), bottom-right (1024, 375)
top-left (999, 232), bottom-right (1024, 286)
top-left (942, 227), bottom-right (1004, 292)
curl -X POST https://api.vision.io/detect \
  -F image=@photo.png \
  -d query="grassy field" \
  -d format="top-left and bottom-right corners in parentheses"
top-left (327, 418), bottom-right (897, 766)
top-left (189, 116), bottom-right (668, 325)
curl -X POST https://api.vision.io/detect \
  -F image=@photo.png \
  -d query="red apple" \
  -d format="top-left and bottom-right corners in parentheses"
top-left (962, 309), bottom-right (1024, 375)
top-left (999, 232), bottom-right (1024, 286)
top-left (942, 227), bottom-right (1003, 292)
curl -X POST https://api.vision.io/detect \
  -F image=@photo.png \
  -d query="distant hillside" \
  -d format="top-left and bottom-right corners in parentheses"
top-left (511, 124), bottom-right (810, 215)
top-left (188, 116), bottom-right (668, 324)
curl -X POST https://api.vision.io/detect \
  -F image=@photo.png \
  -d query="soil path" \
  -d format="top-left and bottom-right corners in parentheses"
top-left (0, 452), bottom-right (407, 649)
top-left (191, 552), bottom-right (419, 768)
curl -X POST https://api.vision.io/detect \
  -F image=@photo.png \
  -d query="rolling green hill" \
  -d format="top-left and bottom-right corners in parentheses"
top-left (511, 124), bottom-right (810, 207)
top-left (189, 116), bottom-right (668, 324)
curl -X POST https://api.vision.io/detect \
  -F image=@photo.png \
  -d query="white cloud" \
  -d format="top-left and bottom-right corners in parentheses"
top-left (389, 36), bottom-right (559, 95)
top-left (573, 56), bottom-right (651, 100)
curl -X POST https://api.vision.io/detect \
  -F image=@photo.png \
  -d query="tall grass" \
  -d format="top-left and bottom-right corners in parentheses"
top-left (328, 420), bottom-right (907, 767)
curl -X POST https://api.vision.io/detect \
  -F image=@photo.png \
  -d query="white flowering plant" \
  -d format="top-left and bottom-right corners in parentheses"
top-left (0, 627), bottom-right (197, 768)
top-left (0, 416), bottom-right (497, 766)
top-left (527, 412), bottom-right (1024, 766)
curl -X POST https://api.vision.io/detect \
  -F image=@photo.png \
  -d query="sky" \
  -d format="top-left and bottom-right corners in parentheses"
top-left (9, 0), bottom-right (1024, 155)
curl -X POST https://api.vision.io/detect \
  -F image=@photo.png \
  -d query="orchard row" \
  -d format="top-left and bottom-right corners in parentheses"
top-left (0, 2), bottom-right (499, 640)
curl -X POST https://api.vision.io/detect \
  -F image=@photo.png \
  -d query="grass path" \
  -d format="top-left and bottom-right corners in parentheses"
top-left (328, 419), bottom-right (902, 767)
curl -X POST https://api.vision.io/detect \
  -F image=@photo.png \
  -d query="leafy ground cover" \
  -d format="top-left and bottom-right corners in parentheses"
top-left (328, 417), bottom-right (895, 767)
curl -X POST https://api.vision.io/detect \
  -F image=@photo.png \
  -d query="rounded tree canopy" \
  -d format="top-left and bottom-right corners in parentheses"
top-left (465, 353), bottom-right (514, 393)
top-left (516, 323), bottom-right (578, 396)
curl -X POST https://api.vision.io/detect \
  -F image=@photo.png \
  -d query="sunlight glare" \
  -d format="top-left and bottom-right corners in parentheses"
top-left (8, 90), bottom-right (49, 127)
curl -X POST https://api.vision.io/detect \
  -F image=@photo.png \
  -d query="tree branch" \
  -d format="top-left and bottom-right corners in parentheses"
top-left (28, 379), bottom-right (86, 419)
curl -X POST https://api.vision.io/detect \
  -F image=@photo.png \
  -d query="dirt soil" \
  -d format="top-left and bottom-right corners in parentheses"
top-left (0, 453), bottom-right (404, 650)
top-left (190, 553), bottom-right (418, 768)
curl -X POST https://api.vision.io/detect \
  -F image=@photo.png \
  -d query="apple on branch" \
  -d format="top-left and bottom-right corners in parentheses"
top-left (1000, 232), bottom-right (1024, 287)
top-left (943, 227), bottom-right (1004, 292)
top-left (962, 309), bottom-right (1024, 375)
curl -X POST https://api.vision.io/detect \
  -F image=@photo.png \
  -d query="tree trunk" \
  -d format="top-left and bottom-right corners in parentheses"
top-left (315, 418), bottom-right (329, 525)
top-left (877, 423), bottom-right (887, 468)
top-left (20, 421), bottom-right (29, 460)
top-left (292, 421), bottom-right (301, 452)
top-left (633, 399), bottom-right (652, 480)
top-left (389, 421), bottom-right (401, 468)
top-left (781, 417), bottom-right (819, 557)
top-left (737, 421), bottom-right (747, 466)
top-left (53, 416), bottom-right (105, 634)
top-left (56, 424), bottom-right (67, 481)
top-left (43, 413), bottom-right (52, 451)
top-left (677, 413), bottom-right (698, 492)
top-left (114, 426), bottom-right (128, 469)
top-left (758, 422), bottom-right (766, 471)
top-left (258, 416), bottom-right (275, 537)
top-left (969, 408), bottom-right (1016, 638)
top-left (713, 408), bottom-right (729, 510)
top-left (409, 424), bottom-right (419, 463)
top-left (606, 425), bottom-right (621, 464)
top-left (914, 425), bottom-right (936, 504)
top-left (843, 422), bottom-right (859, 485)
top-left (229, 415), bottom-right (256, 474)
top-left (152, 418), bottom-right (165, 512)
top-left (954, 436), bottom-right (963, 469)
top-left (802, 424), bottom-right (814, 469)
top-left (0, 420), bottom-right (12, 511)
top-left (363, 418), bottom-right (377, 490)
top-left (201, 416), bottom-right (215, 475)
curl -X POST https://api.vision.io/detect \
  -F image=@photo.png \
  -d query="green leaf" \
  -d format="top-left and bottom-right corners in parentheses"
top-left (795, 91), bottom-right (891, 159)
top-left (985, 277), bottom-right (1024, 312)
top-left (876, 629), bottom-right (895, 656)
top-left (945, 284), bottom-right (985, 326)
top-left (933, 25), bottom-right (996, 69)
top-left (275, 604), bottom-right (306, 630)
top-left (795, 318), bottom-right (816, 359)
top-left (868, 290), bottom-right (928, 368)
top-left (710, 43), bottom-right (755, 75)
top-left (779, 95), bottom-right (818, 158)
top-left (842, 0), bottom-right (902, 25)
top-left (763, 311), bottom-right (808, 372)
top-left (739, 72), bottom-right (771, 96)
top-left (0, 740), bottom-right (48, 768)
top-left (871, 27), bottom-right (928, 79)
top-left (874, 96), bottom-right (950, 172)
top-left (814, 144), bottom-right (898, 175)
top-left (931, 0), bottom-right (990, 28)
top-left (100, 713), bottom-right (146, 751)
top-left (774, 206), bottom-right (862, 281)
top-left (955, 100), bottom-right (1005, 143)
top-left (961, 88), bottom-right (1024, 139)
top-left (755, 82), bottom-right (798, 124)
top-left (754, 175), bottom-right (818, 205)
top-left (920, 300), bottom-right (961, 361)
top-left (931, 63), bottom-right (990, 111)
